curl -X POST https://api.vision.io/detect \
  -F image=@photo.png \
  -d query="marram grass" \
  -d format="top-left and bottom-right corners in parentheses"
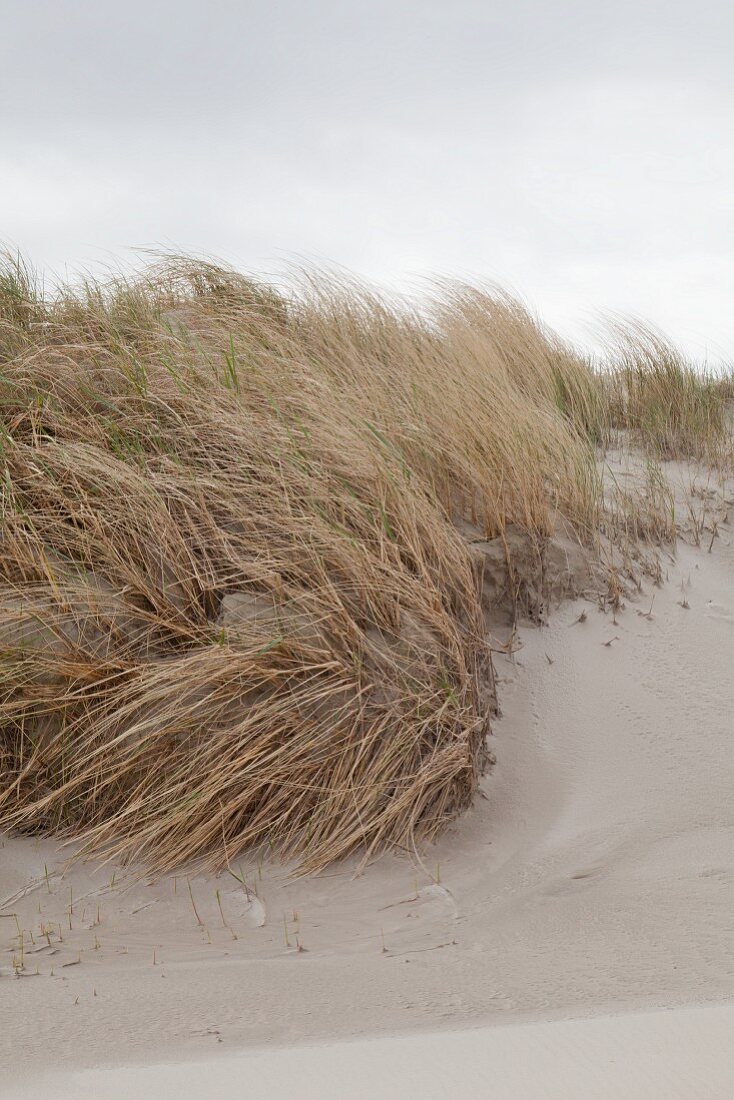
top-left (0, 255), bottom-right (729, 872)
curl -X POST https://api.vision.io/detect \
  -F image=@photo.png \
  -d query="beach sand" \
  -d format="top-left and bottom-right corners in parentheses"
top-left (10, 1004), bottom-right (734, 1099)
top-left (3, 461), bottom-right (734, 1096)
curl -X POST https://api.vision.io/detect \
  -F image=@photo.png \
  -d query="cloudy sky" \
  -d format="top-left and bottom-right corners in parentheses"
top-left (2, 1), bottom-right (733, 359)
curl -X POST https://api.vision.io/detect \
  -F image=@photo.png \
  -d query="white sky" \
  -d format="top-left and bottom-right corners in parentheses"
top-left (2, 0), bottom-right (733, 360)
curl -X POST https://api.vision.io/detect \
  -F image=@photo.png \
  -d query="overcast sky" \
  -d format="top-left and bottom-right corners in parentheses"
top-left (2, 1), bottom-right (733, 360)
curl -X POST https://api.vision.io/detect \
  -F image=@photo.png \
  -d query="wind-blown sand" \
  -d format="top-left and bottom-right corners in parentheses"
top-left (3, 463), bottom-right (734, 1096)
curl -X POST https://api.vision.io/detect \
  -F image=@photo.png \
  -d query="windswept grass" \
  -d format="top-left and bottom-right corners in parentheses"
top-left (600, 322), bottom-right (731, 462)
top-left (0, 254), bottom-right (729, 872)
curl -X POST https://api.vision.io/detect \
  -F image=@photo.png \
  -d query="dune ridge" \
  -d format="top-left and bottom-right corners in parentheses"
top-left (1, 254), bottom-right (730, 876)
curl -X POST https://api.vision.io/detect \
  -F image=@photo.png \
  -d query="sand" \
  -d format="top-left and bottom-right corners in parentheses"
top-left (9, 1004), bottom-right (734, 1099)
top-left (2, 460), bottom-right (734, 1095)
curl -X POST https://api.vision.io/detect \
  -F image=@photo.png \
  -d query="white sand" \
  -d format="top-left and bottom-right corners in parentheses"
top-left (9, 1004), bottom-right (734, 1099)
top-left (2, 463), bottom-right (734, 1095)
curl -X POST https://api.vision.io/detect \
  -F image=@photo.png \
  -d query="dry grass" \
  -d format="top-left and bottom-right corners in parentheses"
top-left (0, 254), bottom-right (729, 873)
top-left (599, 321), bottom-right (731, 463)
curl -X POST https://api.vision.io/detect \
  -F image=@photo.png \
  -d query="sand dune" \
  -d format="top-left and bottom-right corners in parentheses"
top-left (3, 463), bottom-right (734, 1096)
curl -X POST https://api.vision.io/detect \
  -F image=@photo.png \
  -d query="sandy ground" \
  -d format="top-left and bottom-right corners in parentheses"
top-left (9, 1004), bottom-right (734, 1099)
top-left (2, 460), bottom-right (734, 1095)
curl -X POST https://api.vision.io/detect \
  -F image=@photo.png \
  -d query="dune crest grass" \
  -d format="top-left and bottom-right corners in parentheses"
top-left (0, 255), bottom-right (729, 872)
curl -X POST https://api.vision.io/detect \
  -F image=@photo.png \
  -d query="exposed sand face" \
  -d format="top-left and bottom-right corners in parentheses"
top-left (3, 459), bottom-right (734, 1087)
